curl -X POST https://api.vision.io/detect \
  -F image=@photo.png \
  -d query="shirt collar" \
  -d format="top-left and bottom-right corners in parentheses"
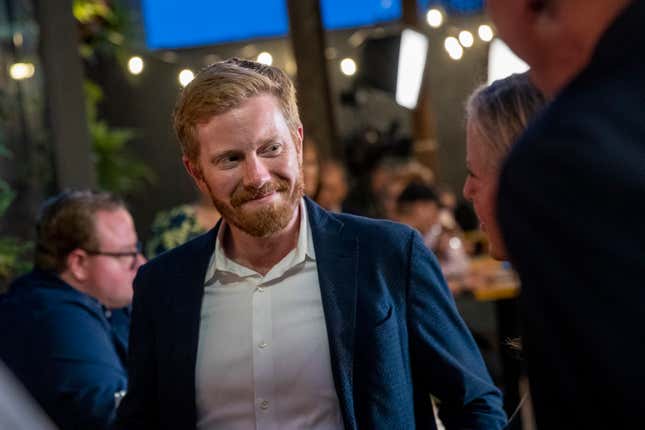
top-left (206, 198), bottom-right (315, 282)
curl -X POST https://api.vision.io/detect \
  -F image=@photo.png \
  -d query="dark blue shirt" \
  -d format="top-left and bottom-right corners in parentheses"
top-left (0, 270), bottom-right (129, 429)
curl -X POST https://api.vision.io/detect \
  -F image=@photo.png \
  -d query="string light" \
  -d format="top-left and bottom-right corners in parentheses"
top-left (340, 58), bottom-right (357, 76)
top-left (426, 9), bottom-right (443, 28)
top-left (459, 30), bottom-right (474, 48)
top-left (116, 21), bottom-right (495, 87)
top-left (9, 62), bottom-right (35, 80)
top-left (127, 56), bottom-right (144, 75)
top-left (478, 24), bottom-right (494, 42)
top-left (178, 69), bottom-right (194, 87)
top-left (444, 37), bottom-right (463, 60)
top-left (12, 32), bottom-right (23, 47)
top-left (256, 52), bottom-right (273, 65)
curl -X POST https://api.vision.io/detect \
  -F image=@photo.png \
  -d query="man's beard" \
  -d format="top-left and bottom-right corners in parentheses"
top-left (207, 172), bottom-right (304, 238)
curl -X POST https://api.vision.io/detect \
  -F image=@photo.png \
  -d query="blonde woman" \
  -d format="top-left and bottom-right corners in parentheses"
top-left (463, 73), bottom-right (545, 260)
top-left (462, 73), bottom-right (545, 427)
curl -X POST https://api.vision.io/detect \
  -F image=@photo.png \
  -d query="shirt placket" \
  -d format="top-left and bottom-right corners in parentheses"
top-left (252, 279), bottom-right (276, 430)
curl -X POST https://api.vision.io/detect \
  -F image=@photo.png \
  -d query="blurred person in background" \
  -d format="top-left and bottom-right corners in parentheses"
top-left (380, 158), bottom-right (435, 220)
top-left (463, 73), bottom-right (545, 261)
top-left (438, 186), bottom-right (458, 213)
top-left (396, 182), bottom-right (469, 285)
top-left (395, 182), bottom-right (441, 239)
top-left (0, 189), bottom-right (145, 430)
top-left (487, 0), bottom-right (643, 426)
top-left (343, 155), bottom-right (402, 218)
top-left (316, 159), bottom-right (348, 212)
top-left (147, 191), bottom-right (220, 258)
top-left (303, 137), bottom-right (321, 200)
top-left (463, 73), bottom-right (546, 426)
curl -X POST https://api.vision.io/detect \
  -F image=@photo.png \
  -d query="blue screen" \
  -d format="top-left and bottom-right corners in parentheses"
top-left (142, 0), bottom-right (402, 49)
top-left (142, 0), bottom-right (482, 49)
top-left (321, 0), bottom-right (401, 30)
top-left (417, 0), bottom-right (484, 13)
top-left (142, 0), bottom-right (289, 49)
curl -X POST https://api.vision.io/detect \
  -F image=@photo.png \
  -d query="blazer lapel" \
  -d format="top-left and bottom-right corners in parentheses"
top-left (164, 225), bottom-right (219, 428)
top-left (306, 198), bottom-right (358, 429)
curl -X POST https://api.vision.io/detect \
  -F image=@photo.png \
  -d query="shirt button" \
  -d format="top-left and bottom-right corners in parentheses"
top-left (257, 287), bottom-right (265, 293)
top-left (104, 310), bottom-right (112, 318)
top-left (260, 399), bottom-right (269, 410)
top-left (258, 341), bottom-right (268, 349)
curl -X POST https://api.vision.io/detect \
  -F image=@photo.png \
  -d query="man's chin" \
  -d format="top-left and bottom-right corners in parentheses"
top-left (230, 200), bottom-right (299, 237)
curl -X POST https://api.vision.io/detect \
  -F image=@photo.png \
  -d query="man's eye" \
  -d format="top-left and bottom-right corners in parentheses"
top-left (263, 144), bottom-right (281, 155)
top-left (218, 155), bottom-right (241, 168)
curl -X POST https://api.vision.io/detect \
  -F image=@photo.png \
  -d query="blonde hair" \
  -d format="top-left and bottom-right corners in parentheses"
top-left (466, 73), bottom-right (546, 170)
top-left (173, 58), bottom-right (301, 164)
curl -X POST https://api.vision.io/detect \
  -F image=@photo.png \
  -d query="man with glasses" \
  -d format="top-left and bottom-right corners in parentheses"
top-left (0, 189), bottom-right (145, 430)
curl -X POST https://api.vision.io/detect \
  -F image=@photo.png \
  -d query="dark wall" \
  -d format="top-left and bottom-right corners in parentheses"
top-left (426, 19), bottom-right (489, 190)
top-left (89, 53), bottom-right (197, 241)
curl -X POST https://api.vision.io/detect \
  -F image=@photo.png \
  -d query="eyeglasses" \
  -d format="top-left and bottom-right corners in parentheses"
top-left (83, 242), bottom-right (143, 270)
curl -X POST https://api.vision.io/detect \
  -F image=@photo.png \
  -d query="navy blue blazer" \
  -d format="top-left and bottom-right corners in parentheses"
top-left (498, 1), bottom-right (645, 428)
top-left (0, 270), bottom-right (129, 429)
top-left (116, 198), bottom-right (505, 429)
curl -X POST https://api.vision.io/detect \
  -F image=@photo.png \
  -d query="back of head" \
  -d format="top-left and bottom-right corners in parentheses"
top-left (35, 190), bottom-right (124, 274)
top-left (466, 73), bottom-right (546, 170)
top-left (395, 182), bottom-right (441, 234)
top-left (317, 160), bottom-right (349, 211)
top-left (173, 58), bottom-right (301, 165)
top-left (397, 182), bottom-right (439, 214)
top-left (395, 160), bottom-right (435, 187)
top-left (487, 0), bottom-right (632, 95)
top-left (303, 137), bottom-right (321, 198)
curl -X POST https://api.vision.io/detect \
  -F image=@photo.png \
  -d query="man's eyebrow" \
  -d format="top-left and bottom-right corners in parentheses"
top-left (258, 135), bottom-right (280, 146)
top-left (211, 149), bottom-right (243, 162)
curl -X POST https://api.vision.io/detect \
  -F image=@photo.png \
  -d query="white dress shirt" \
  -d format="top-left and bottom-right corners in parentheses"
top-left (195, 200), bottom-right (344, 430)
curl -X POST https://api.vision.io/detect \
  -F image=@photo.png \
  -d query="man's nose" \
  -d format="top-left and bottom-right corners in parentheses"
top-left (243, 155), bottom-right (271, 189)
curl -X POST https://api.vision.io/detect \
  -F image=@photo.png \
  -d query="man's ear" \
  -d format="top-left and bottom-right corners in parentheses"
top-left (183, 156), bottom-right (209, 195)
top-left (65, 249), bottom-right (89, 283)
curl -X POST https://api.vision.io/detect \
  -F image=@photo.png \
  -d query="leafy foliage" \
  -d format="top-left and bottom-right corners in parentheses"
top-left (74, 0), bottom-right (127, 59)
top-left (85, 80), bottom-right (156, 195)
top-left (0, 143), bottom-right (32, 291)
top-left (76, 1), bottom-right (156, 195)
top-left (0, 237), bottom-right (32, 285)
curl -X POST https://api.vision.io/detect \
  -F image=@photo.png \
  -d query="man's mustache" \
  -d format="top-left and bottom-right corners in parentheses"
top-left (230, 179), bottom-right (290, 207)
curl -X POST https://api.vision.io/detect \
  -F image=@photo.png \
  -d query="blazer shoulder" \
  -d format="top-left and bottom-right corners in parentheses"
top-left (332, 212), bottom-right (417, 249)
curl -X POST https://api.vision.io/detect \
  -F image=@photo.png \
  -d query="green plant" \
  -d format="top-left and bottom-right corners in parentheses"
top-left (74, 0), bottom-right (129, 61)
top-left (0, 143), bottom-right (32, 291)
top-left (85, 80), bottom-right (156, 194)
top-left (0, 144), bottom-right (14, 215)
top-left (75, 1), bottom-right (156, 195)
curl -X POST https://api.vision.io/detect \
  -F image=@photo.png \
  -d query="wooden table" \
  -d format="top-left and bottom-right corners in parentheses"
top-left (453, 256), bottom-right (521, 301)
